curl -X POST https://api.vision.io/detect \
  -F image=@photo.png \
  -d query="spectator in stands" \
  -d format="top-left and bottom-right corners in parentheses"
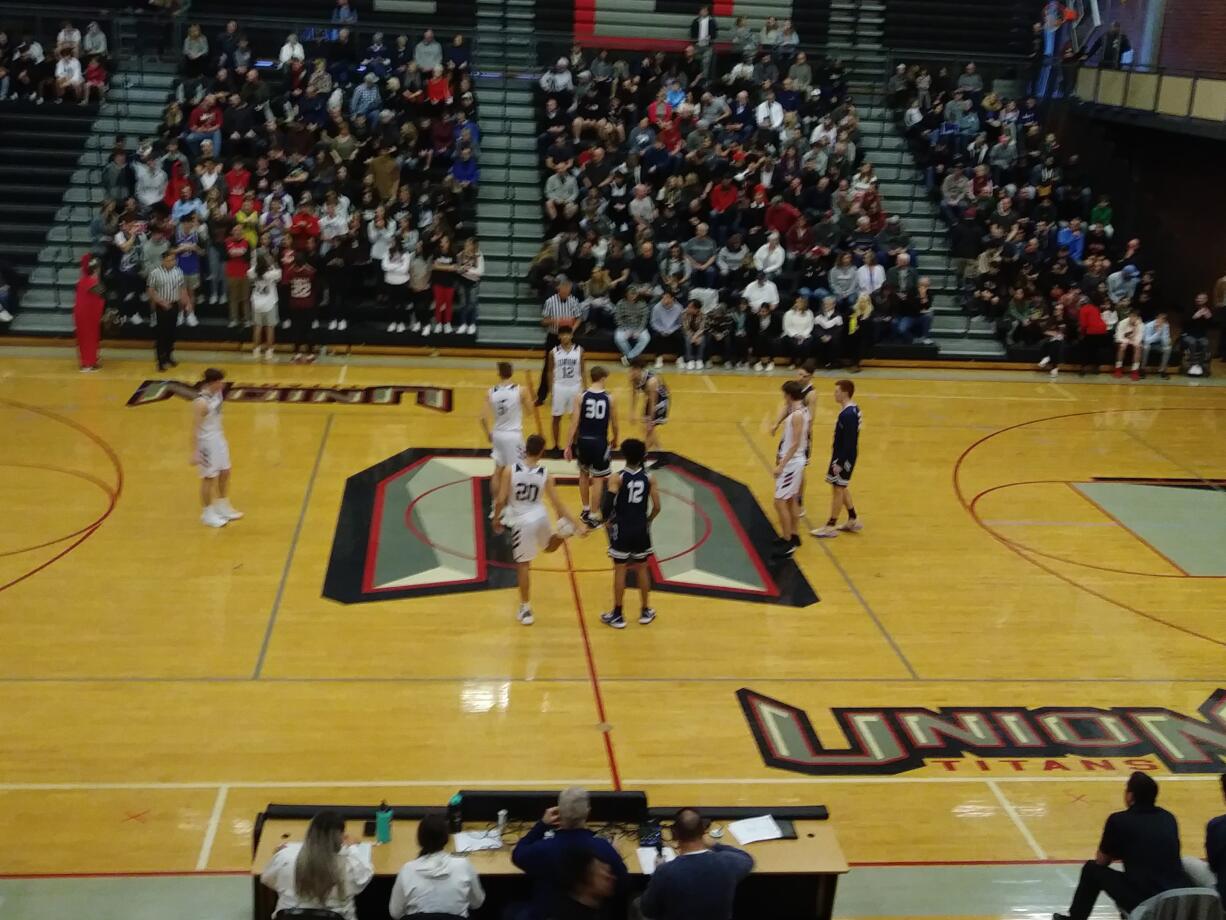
top-left (73, 255), bottom-right (104, 372)
top-left (552, 847), bottom-right (618, 920)
top-left (613, 286), bottom-right (650, 364)
top-left (260, 810), bottom-right (373, 920)
top-left (1183, 293), bottom-right (1213, 377)
top-left (1113, 309), bottom-right (1144, 380)
top-left (182, 24), bottom-right (209, 78)
top-left (1140, 312), bottom-right (1171, 379)
top-left (413, 28), bottom-right (442, 74)
top-left (332, 0), bottom-right (358, 26)
top-left (681, 299), bottom-right (707, 369)
top-left (779, 295), bottom-right (814, 367)
top-left (51, 48), bottom-right (83, 103)
top-left (690, 5), bottom-right (717, 78)
top-left (540, 57), bottom-right (575, 111)
top-left (82, 22), bottom-right (107, 64)
top-left (388, 813), bottom-right (484, 919)
top-left (641, 808), bottom-right (753, 920)
top-left (511, 788), bottom-right (628, 920)
top-left (279, 33), bottom-right (305, 69)
top-left (650, 289), bottom-right (684, 365)
top-left (1054, 772), bottom-right (1189, 920)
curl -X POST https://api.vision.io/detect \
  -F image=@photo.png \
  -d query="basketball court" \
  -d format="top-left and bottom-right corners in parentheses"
top-left (1, 348), bottom-right (1224, 917)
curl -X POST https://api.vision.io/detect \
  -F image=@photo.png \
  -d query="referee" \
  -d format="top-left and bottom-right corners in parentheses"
top-left (147, 250), bottom-right (191, 371)
top-left (536, 276), bottom-right (583, 405)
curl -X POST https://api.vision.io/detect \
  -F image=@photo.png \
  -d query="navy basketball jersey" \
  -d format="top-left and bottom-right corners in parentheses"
top-left (577, 390), bottom-right (611, 441)
top-left (613, 466), bottom-right (651, 531)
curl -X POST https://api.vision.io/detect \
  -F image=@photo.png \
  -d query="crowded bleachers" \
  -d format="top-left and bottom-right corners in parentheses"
top-left (526, 28), bottom-right (945, 373)
top-left (80, 11), bottom-right (485, 358)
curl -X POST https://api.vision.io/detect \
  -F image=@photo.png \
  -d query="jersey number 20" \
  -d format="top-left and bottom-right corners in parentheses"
top-left (515, 482), bottom-right (540, 503)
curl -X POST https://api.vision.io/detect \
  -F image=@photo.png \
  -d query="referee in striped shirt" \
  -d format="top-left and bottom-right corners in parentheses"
top-left (536, 276), bottom-right (584, 405)
top-left (147, 250), bottom-right (191, 371)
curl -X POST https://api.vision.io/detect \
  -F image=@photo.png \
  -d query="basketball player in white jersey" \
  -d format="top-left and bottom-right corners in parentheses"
top-left (481, 361), bottom-right (534, 503)
top-left (772, 361), bottom-right (815, 517)
top-left (771, 379), bottom-right (809, 557)
top-left (546, 326), bottom-right (583, 453)
top-left (491, 434), bottom-right (584, 625)
top-left (191, 368), bottom-right (243, 528)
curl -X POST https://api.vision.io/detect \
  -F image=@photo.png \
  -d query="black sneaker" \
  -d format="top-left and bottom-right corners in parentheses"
top-left (772, 543), bottom-right (797, 558)
top-left (600, 610), bottom-right (626, 629)
top-left (580, 511), bottom-right (599, 529)
top-left (638, 608), bottom-right (656, 625)
top-left (167, 359), bottom-right (179, 368)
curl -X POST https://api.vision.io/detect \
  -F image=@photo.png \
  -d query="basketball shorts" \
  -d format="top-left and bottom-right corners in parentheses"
top-left (197, 435), bottom-right (231, 479)
top-left (552, 384), bottom-right (580, 418)
top-left (491, 430), bottom-right (525, 468)
top-left (576, 436), bottom-right (611, 478)
top-left (607, 522), bottom-right (653, 562)
top-left (826, 456), bottom-right (855, 487)
top-left (510, 509), bottom-right (552, 563)
top-left (774, 458), bottom-right (806, 500)
top-left (648, 398), bottom-right (669, 426)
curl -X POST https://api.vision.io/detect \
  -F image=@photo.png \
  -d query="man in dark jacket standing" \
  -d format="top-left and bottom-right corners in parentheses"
top-left (689, 5), bottom-right (718, 79)
top-left (1054, 772), bottom-right (1189, 920)
top-left (641, 808), bottom-right (753, 920)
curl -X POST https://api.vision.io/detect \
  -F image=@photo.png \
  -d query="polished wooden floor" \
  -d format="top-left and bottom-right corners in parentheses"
top-left (1, 350), bottom-right (1224, 878)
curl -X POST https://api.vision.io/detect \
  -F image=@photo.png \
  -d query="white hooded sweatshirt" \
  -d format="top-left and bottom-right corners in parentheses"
top-left (388, 851), bottom-right (485, 919)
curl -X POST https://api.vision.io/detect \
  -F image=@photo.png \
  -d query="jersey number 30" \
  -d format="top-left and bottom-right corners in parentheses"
top-left (583, 399), bottom-right (607, 420)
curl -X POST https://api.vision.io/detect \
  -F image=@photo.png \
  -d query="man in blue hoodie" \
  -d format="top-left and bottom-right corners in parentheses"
top-left (511, 787), bottom-right (628, 920)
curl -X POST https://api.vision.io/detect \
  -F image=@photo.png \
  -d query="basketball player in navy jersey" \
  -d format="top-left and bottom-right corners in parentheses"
top-left (811, 379), bottom-right (863, 538)
top-left (772, 361), bottom-right (815, 517)
top-left (564, 365), bottom-right (619, 529)
top-left (492, 434), bottom-right (584, 625)
top-left (600, 438), bottom-right (661, 629)
top-left (628, 358), bottom-right (670, 463)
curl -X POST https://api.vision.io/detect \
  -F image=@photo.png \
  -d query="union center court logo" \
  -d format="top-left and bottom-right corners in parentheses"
top-left (126, 379), bottom-right (453, 411)
top-left (739, 688), bottom-right (1226, 776)
top-left (324, 448), bottom-right (818, 606)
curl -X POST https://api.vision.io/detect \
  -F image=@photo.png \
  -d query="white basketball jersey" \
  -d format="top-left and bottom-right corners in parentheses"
top-left (778, 405), bottom-right (810, 463)
top-left (508, 462), bottom-right (547, 517)
top-left (489, 383), bottom-right (523, 432)
top-left (195, 391), bottom-right (224, 440)
top-left (552, 344), bottom-right (582, 389)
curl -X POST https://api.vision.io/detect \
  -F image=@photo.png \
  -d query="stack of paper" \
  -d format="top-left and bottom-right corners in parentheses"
top-left (453, 830), bottom-right (503, 853)
top-left (726, 815), bottom-right (783, 845)
top-left (635, 846), bottom-right (677, 875)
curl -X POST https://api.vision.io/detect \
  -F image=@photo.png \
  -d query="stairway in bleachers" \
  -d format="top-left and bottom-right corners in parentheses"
top-left (10, 62), bottom-right (174, 334)
top-left (472, 0), bottom-right (547, 346)
top-left (831, 0), bottom-right (1003, 358)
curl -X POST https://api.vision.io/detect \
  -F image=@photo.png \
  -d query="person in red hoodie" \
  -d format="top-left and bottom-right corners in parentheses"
top-left (224, 158), bottom-right (251, 215)
top-left (186, 95), bottom-right (223, 159)
top-left (73, 254), bottom-right (105, 372)
top-left (1077, 296), bottom-right (1109, 375)
top-left (707, 175), bottom-right (739, 243)
top-left (764, 195), bottom-right (801, 238)
top-left (289, 203), bottom-right (321, 252)
top-left (284, 249), bottom-right (319, 363)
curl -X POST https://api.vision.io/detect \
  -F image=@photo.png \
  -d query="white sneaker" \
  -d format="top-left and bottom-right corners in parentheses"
top-left (282, 319), bottom-right (291, 330)
top-left (620, 355), bottom-right (629, 366)
top-left (338, 319), bottom-right (348, 331)
top-left (1189, 364), bottom-right (1203, 377)
top-left (1038, 356), bottom-right (1050, 368)
top-left (0, 308), bottom-right (14, 322)
top-left (251, 346), bottom-right (263, 359)
top-left (263, 349), bottom-right (275, 363)
top-left (177, 312), bottom-right (185, 326)
top-left (328, 320), bottom-right (338, 331)
top-left (409, 320), bottom-right (421, 332)
top-left (516, 606), bottom-right (535, 626)
top-left (809, 525), bottom-right (839, 538)
top-left (754, 361), bottom-right (764, 372)
top-left (311, 319), bottom-right (320, 330)
top-left (696, 360), bottom-right (705, 370)
top-left (555, 517), bottom-right (577, 538)
top-left (764, 360), bottom-right (775, 371)
top-left (421, 325), bottom-right (431, 337)
top-left (128, 313), bottom-right (143, 326)
top-left (201, 508), bottom-right (228, 528)
top-left (837, 519), bottom-right (863, 533)
top-left (387, 321), bottom-right (397, 332)
top-left (1050, 366), bottom-right (1059, 378)
top-left (216, 502), bottom-right (244, 521)
top-left (227, 319), bottom-right (238, 328)
top-left (210, 293), bottom-right (221, 305)
top-left (185, 313), bottom-right (199, 327)
top-left (400, 322), bottom-right (411, 332)
top-left (443, 323), bottom-right (453, 333)
top-left (434, 322), bottom-right (444, 333)
top-left (654, 356), bottom-right (664, 368)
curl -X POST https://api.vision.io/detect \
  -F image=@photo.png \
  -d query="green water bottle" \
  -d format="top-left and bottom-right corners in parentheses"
top-left (375, 801), bottom-right (393, 845)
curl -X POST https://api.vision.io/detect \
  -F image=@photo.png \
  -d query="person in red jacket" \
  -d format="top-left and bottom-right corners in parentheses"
top-left (1078, 297), bottom-right (1109, 375)
top-left (222, 224), bottom-right (251, 327)
top-left (764, 196), bottom-right (801, 238)
top-left (186, 96), bottom-right (223, 159)
top-left (224, 159), bottom-right (251, 215)
top-left (289, 203), bottom-right (321, 251)
top-left (73, 254), bottom-right (105, 372)
top-left (708, 175), bottom-right (739, 243)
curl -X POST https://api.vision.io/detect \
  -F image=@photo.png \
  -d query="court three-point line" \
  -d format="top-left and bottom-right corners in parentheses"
top-left (735, 420), bottom-right (919, 679)
top-left (253, 414), bottom-right (334, 678)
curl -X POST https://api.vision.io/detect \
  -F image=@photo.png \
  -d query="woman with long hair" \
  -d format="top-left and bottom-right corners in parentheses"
top-left (73, 254), bottom-right (105, 372)
top-left (389, 814), bottom-right (485, 919)
top-left (248, 250), bottom-right (280, 360)
top-left (429, 234), bottom-right (458, 333)
top-left (381, 237), bottom-right (412, 334)
top-left (259, 810), bottom-right (372, 920)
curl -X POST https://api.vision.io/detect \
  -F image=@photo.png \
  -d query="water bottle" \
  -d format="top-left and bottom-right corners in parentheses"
top-left (496, 809), bottom-right (508, 837)
top-left (375, 801), bottom-right (393, 845)
top-left (447, 794), bottom-right (463, 833)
